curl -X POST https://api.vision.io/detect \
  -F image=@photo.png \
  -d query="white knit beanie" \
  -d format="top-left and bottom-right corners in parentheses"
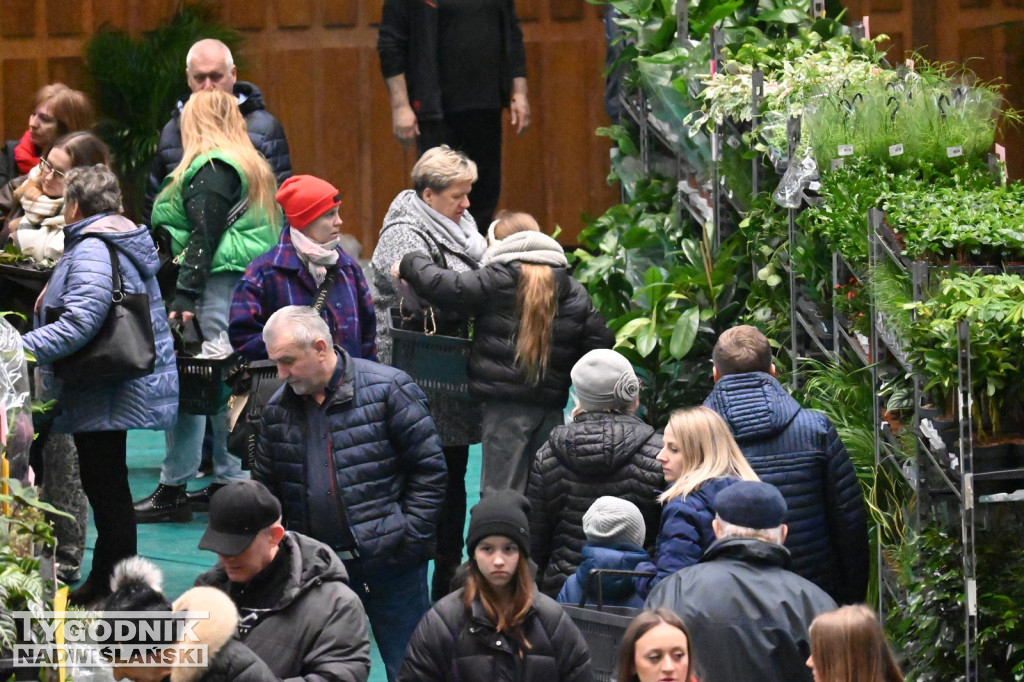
top-left (583, 496), bottom-right (646, 547)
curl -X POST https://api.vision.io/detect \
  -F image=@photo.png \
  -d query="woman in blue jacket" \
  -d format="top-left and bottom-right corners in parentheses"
top-left (21, 164), bottom-right (177, 606)
top-left (634, 406), bottom-right (759, 598)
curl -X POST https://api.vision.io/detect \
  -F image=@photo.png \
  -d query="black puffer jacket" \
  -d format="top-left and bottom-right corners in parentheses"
top-left (194, 532), bottom-right (371, 682)
top-left (645, 538), bottom-right (837, 682)
top-left (397, 588), bottom-right (592, 682)
top-left (253, 351), bottom-right (447, 572)
top-left (145, 81), bottom-right (292, 220)
top-left (704, 372), bottom-right (869, 604)
top-left (399, 252), bottom-right (613, 408)
top-left (527, 412), bottom-right (664, 597)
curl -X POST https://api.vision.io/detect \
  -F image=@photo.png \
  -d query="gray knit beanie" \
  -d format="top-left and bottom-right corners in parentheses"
top-left (571, 349), bottom-right (640, 412)
top-left (583, 496), bottom-right (646, 548)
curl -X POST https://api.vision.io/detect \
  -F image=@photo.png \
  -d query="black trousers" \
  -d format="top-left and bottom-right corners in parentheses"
top-left (418, 109), bottom-right (503, 232)
top-left (431, 444), bottom-right (470, 600)
top-left (73, 430), bottom-right (136, 585)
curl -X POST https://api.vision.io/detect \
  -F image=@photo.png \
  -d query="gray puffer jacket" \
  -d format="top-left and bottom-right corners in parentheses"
top-left (195, 532), bottom-right (371, 682)
top-left (369, 189), bottom-right (484, 446)
top-left (21, 213), bottom-right (178, 433)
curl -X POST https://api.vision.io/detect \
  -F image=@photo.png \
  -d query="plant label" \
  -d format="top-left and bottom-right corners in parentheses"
top-left (905, 59), bottom-right (914, 71)
top-left (863, 16), bottom-right (871, 40)
top-left (838, 145), bottom-right (854, 157)
top-left (889, 143), bottom-right (904, 157)
top-left (727, 135), bottom-right (740, 149)
top-left (946, 146), bottom-right (963, 158)
top-left (831, 158), bottom-right (845, 170)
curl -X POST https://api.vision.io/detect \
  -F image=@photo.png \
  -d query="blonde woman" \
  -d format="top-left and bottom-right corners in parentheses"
top-left (634, 406), bottom-right (759, 597)
top-left (135, 88), bottom-right (281, 523)
top-left (807, 605), bottom-right (904, 682)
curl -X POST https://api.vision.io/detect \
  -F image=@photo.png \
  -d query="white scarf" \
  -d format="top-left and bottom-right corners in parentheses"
top-left (411, 194), bottom-right (487, 262)
top-left (290, 227), bottom-right (339, 285)
top-left (483, 230), bottom-right (568, 267)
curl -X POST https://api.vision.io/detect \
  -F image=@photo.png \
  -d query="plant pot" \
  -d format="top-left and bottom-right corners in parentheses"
top-left (917, 404), bottom-right (943, 423)
top-left (930, 417), bottom-right (961, 452)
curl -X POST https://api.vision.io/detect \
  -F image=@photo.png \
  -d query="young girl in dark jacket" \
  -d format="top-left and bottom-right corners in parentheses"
top-left (397, 211), bottom-right (613, 493)
top-left (634, 406), bottom-right (759, 598)
top-left (398, 490), bottom-right (592, 682)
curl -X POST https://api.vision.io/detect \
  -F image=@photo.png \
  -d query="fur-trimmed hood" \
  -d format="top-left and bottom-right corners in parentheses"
top-left (169, 587), bottom-right (238, 682)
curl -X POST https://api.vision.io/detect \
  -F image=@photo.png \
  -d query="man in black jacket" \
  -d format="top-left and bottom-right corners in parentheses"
top-left (252, 305), bottom-right (447, 682)
top-left (194, 481), bottom-right (371, 682)
top-left (145, 38), bottom-right (292, 221)
top-left (704, 324), bottom-right (869, 604)
top-left (645, 481), bottom-right (837, 682)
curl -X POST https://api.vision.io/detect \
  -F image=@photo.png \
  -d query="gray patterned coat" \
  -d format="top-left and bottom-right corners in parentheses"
top-left (370, 190), bottom-right (482, 445)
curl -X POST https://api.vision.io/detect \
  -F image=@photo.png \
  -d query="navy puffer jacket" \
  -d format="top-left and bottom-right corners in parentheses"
top-left (253, 353), bottom-right (447, 572)
top-left (557, 543), bottom-right (650, 608)
top-left (399, 252), bottom-right (613, 408)
top-left (634, 476), bottom-right (740, 598)
top-left (704, 372), bottom-right (869, 604)
top-left (145, 81), bottom-right (292, 220)
top-left (527, 411), bottom-right (663, 597)
top-left (22, 213), bottom-right (178, 433)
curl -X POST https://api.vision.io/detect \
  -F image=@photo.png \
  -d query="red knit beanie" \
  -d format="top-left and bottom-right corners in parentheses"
top-left (275, 175), bottom-right (342, 229)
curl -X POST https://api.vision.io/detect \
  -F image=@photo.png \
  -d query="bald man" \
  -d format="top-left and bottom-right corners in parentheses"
top-left (145, 38), bottom-right (292, 221)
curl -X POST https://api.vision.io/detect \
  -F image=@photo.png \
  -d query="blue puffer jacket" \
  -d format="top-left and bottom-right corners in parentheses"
top-left (557, 543), bottom-right (650, 608)
top-left (252, 352), bottom-right (447, 572)
top-left (634, 476), bottom-right (740, 598)
top-left (22, 213), bottom-right (178, 433)
top-left (704, 372), bottom-right (869, 604)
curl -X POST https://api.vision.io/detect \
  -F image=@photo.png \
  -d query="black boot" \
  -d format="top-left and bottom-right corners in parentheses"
top-left (186, 483), bottom-right (225, 512)
top-left (133, 483), bottom-right (192, 523)
top-left (67, 576), bottom-right (113, 608)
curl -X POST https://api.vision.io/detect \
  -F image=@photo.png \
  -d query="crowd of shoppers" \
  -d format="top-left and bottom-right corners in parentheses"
top-left (0, 14), bottom-right (900, 681)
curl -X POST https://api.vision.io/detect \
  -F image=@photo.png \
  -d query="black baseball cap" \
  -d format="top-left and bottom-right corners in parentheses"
top-left (198, 480), bottom-right (282, 557)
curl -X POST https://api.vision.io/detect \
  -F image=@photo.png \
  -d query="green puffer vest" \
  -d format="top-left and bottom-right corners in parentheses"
top-left (151, 150), bottom-right (280, 273)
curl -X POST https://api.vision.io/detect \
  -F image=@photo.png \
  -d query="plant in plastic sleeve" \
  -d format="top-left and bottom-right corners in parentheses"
top-left (772, 155), bottom-right (818, 208)
top-left (0, 316), bottom-right (33, 482)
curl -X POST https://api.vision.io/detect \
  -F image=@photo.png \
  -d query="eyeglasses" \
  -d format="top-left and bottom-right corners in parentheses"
top-left (39, 158), bottom-right (66, 180)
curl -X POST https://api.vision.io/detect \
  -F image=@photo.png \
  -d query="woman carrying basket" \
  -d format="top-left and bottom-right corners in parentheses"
top-left (396, 211), bottom-right (613, 494)
top-left (21, 164), bottom-right (177, 606)
top-left (370, 145), bottom-right (487, 601)
top-left (134, 88), bottom-right (281, 523)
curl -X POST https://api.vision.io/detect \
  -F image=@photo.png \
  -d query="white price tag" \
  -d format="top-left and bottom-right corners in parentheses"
top-left (837, 145), bottom-right (854, 157)
top-left (947, 146), bottom-right (963, 158)
top-left (889, 143), bottom-right (904, 157)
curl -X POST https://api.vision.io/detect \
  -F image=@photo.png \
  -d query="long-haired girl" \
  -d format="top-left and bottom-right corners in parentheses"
top-left (136, 88), bottom-right (281, 522)
top-left (634, 406), bottom-right (759, 597)
top-left (399, 490), bottom-right (592, 681)
top-left (397, 211), bottom-right (612, 493)
top-left (807, 605), bottom-right (904, 682)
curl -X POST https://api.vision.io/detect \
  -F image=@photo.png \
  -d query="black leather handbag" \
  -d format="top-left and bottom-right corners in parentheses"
top-left (49, 239), bottom-right (157, 384)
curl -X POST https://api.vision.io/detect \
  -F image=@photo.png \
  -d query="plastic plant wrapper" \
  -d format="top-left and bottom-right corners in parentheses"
top-left (772, 155), bottom-right (818, 208)
top-left (637, 45), bottom-right (714, 165)
top-left (0, 316), bottom-right (33, 482)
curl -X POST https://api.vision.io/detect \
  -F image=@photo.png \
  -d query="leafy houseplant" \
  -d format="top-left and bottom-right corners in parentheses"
top-left (84, 2), bottom-right (240, 221)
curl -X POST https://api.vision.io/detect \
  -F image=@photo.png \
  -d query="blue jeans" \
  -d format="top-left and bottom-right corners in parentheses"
top-left (345, 559), bottom-right (430, 682)
top-left (161, 273), bottom-right (247, 487)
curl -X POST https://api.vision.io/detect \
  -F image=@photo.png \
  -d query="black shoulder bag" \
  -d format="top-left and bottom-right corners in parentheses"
top-left (226, 267), bottom-right (339, 467)
top-left (48, 240), bottom-right (157, 384)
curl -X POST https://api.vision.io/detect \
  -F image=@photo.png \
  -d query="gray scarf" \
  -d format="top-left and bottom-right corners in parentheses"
top-left (483, 230), bottom-right (568, 267)
top-left (411, 194), bottom-right (487, 262)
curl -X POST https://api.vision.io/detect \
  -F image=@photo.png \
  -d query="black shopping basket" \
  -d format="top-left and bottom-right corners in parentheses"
top-left (388, 306), bottom-right (471, 399)
top-left (561, 569), bottom-right (652, 682)
top-left (175, 319), bottom-right (236, 415)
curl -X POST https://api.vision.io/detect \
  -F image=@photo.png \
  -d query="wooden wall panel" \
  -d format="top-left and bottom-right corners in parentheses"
top-left (3, 60), bottom-right (38, 136)
top-left (275, 0), bottom-right (312, 29)
top-left (1, 0), bottom-right (36, 39)
top-left (47, 0), bottom-right (85, 37)
top-left (323, 0), bottom-right (358, 28)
